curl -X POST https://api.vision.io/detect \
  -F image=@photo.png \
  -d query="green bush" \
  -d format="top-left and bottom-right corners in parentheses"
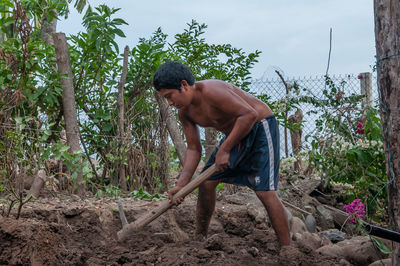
top-left (304, 77), bottom-right (386, 219)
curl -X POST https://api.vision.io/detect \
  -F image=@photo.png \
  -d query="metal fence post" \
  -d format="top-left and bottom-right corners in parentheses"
top-left (359, 72), bottom-right (373, 108)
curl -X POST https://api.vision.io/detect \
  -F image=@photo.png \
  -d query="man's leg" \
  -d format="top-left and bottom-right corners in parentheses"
top-left (195, 179), bottom-right (220, 238)
top-left (255, 190), bottom-right (291, 246)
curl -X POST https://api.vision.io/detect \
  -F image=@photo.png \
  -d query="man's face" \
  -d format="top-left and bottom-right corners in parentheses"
top-left (159, 88), bottom-right (187, 109)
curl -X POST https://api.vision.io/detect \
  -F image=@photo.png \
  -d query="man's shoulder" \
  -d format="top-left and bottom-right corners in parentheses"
top-left (196, 79), bottom-right (229, 95)
top-left (197, 79), bottom-right (227, 87)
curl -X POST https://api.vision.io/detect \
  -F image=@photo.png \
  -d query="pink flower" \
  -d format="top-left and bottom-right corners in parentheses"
top-left (355, 128), bottom-right (364, 134)
top-left (344, 199), bottom-right (366, 224)
top-left (355, 118), bottom-right (366, 134)
top-left (358, 74), bottom-right (364, 79)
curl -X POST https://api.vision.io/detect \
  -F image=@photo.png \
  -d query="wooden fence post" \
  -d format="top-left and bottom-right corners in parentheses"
top-left (359, 72), bottom-right (373, 108)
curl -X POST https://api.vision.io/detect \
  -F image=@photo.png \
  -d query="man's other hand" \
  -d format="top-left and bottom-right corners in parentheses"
top-left (215, 149), bottom-right (230, 172)
top-left (168, 185), bottom-right (185, 205)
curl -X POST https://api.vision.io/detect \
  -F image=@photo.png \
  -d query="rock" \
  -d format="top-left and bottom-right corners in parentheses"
top-left (247, 203), bottom-right (268, 224)
top-left (338, 236), bottom-right (382, 265)
top-left (317, 236), bottom-right (383, 265)
top-left (316, 244), bottom-right (344, 258)
top-left (320, 230), bottom-right (346, 243)
top-left (304, 214), bottom-right (316, 233)
top-left (222, 192), bottom-right (260, 205)
top-left (290, 217), bottom-right (307, 235)
top-left (284, 206), bottom-right (293, 224)
top-left (295, 178), bottom-right (321, 194)
top-left (294, 232), bottom-right (322, 251)
top-left (368, 258), bottom-right (391, 266)
top-left (316, 205), bottom-right (335, 229)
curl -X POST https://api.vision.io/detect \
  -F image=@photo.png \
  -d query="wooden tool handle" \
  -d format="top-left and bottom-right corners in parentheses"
top-left (117, 164), bottom-right (217, 242)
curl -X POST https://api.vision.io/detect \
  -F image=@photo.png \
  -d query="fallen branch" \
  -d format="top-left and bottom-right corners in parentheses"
top-left (282, 199), bottom-right (311, 216)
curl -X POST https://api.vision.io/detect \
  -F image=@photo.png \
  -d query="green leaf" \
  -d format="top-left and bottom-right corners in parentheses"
top-left (71, 172), bottom-right (78, 180)
top-left (95, 189), bottom-right (103, 198)
top-left (14, 117), bottom-right (23, 124)
top-left (110, 39), bottom-right (119, 53)
top-left (112, 28), bottom-right (126, 38)
top-left (103, 123), bottom-right (113, 132)
top-left (59, 145), bottom-right (70, 153)
top-left (112, 18), bottom-right (128, 25)
top-left (105, 153), bottom-right (114, 161)
top-left (95, 37), bottom-right (103, 50)
top-left (74, 0), bottom-right (87, 13)
top-left (371, 236), bottom-right (391, 254)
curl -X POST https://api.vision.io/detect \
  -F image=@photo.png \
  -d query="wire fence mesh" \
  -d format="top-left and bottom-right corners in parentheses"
top-left (248, 72), bottom-right (377, 157)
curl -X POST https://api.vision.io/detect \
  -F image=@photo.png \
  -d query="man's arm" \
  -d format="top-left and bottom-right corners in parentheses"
top-left (168, 111), bottom-right (202, 203)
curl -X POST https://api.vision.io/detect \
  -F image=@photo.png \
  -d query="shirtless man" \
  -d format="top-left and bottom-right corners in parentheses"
top-left (153, 61), bottom-right (290, 246)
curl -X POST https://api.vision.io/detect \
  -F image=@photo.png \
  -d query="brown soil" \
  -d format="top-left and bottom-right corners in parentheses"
top-left (0, 193), bottom-right (344, 266)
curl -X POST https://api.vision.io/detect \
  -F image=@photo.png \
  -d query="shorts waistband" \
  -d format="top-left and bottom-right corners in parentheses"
top-left (261, 115), bottom-right (275, 122)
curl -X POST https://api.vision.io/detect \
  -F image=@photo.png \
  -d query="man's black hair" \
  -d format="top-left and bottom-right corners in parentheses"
top-left (153, 61), bottom-right (195, 91)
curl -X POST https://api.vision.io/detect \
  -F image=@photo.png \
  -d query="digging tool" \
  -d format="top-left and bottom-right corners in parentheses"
top-left (117, 163), bottom-right (217, 242)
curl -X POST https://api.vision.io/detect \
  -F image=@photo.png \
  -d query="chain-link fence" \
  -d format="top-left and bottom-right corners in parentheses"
top-left (248, 72), bottom-right (377, 158)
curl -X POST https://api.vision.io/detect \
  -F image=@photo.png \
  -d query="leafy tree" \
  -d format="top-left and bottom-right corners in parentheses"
top-left (169, 20), bottom-right (260, 90)
top-left (0, 2), bottom-right (261, 197)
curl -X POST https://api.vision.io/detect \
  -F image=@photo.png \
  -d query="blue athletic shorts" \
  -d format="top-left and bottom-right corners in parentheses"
top-left (202, 115), bottom-right (280, 191)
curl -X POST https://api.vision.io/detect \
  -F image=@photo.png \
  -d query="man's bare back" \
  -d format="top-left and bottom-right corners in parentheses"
top-left (177, 79), bottom-right (273, 135)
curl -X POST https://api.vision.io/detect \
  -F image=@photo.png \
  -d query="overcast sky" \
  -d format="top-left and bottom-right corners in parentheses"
top-left (58, 0), bottom-right (376, 79)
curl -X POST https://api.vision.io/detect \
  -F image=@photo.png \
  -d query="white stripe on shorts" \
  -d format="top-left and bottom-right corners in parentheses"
top-left (262, 119), bottom-right (275, 190)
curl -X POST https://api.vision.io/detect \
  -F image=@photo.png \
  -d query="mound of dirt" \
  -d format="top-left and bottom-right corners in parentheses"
top-left (0, 194), bottom-right (345, 265)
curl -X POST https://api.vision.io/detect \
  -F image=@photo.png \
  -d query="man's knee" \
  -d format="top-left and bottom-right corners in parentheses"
top-left (255, 189), bottom-right (277, 197)
top-left (255, 190), bottom-right (280, 205)
top-left (198, 179), bottom-right (219, 194)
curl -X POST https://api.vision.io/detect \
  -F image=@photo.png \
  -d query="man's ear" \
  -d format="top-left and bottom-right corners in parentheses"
top-left (181, 80), bottom-right (189, 90)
